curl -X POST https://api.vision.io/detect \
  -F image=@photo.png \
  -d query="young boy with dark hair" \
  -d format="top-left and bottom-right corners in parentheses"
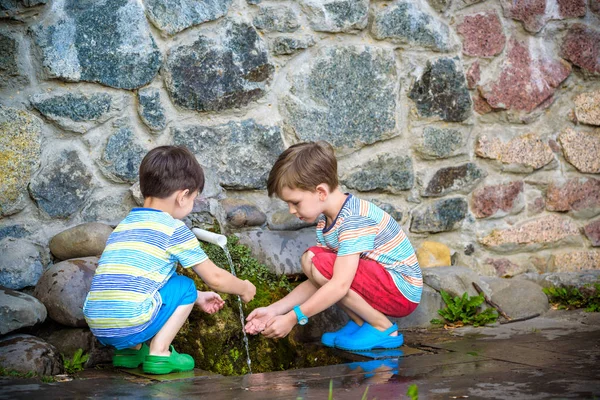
top-left (245, 141), bottom-right (421, 351)
top-left (84, 146), bottom-right (256, 374)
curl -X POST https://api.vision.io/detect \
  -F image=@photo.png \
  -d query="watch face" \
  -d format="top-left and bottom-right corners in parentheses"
top-left (299, 317), bottom-right (308, 325)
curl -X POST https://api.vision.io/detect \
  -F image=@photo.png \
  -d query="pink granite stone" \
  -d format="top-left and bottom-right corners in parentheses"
top-left (573, 90), bottom-right (600, 126)
top-left (546, 177), bottom-right (600, 213)
top-left (471, 181), bottom-right (524, 218)
top-left (550, 250), bottom-right (600, 272)
top-left (485, 257), bottom-right (528, 277)
top-left (479, 214), bottom-right (581, 251)
top-left (481, 38), bottom-right (571, 113)
top-left (558, 128), bottom-right (600, 173)
top-left (457, 11), bottom-right (506, 57)
top-left (473, 92), bottom-right (493, 114)
top-left (475, 133), bottom-right (554, 170)
top-left (562, 24), bottom-right (600, 75)
top-left (584, 218), bottom-right (600, 246)
top-left (501, 0), bottom-right (586, 32)
top-left (466, 61), bottom-right (481, 89)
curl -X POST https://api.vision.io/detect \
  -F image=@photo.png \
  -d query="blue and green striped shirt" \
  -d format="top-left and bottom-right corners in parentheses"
top-left (83, 208), bottom-right (207, 338)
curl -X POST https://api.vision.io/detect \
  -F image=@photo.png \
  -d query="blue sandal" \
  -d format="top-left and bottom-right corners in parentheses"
top-left (321, 320), bottom-right (360, 347)
top-left (335, 322), bottom-right (403, 351)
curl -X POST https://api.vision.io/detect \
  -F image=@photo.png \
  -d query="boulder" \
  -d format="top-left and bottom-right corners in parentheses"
top-left (0, 287), bottom-right (47, 335)
top-left (33, 257), bottom-right (98, 327)
top-left (0, 334), bottom-right (63, 376)
top-left (49, 223), bottom-right (113, 261)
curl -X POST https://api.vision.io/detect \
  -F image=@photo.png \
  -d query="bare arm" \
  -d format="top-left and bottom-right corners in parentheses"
top-left (294, 253), bottom-right (359, 318)
top-left (261, 254), bottom-right (360, 338)
top-left (192, 259), bottom-right (255, 302)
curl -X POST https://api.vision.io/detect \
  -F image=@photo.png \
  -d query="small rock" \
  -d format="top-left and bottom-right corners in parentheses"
top-left (33, 257), bottom-right (99, 327)
top-left (416, 241), bottom-right (451, 268)
top-left (0, 287), bottom-right (47, 335)
top-left (49, 223), bottom-right (113, 261)
top-left (220, 198), bottom-right (266, 229)
top-left (0, 334), bottom-right (63, 376)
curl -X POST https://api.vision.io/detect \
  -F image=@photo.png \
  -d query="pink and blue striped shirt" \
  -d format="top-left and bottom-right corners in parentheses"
top-left (316, 194), bottom-right (422, 304)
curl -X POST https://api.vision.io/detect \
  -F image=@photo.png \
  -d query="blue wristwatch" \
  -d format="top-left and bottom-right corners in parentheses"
top-left (293, 305), bottom-right (308, 325)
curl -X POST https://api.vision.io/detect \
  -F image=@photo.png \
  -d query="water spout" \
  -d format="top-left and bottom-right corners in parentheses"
top-left (192, 228), bottom-right (227, 249)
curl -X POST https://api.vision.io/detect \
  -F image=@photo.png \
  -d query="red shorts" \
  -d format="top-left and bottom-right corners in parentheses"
top-left (308, 246), bottom-right (418, 318)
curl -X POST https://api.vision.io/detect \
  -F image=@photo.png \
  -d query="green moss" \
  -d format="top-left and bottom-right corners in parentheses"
top-left (173, 232), bottom-right (346, 375)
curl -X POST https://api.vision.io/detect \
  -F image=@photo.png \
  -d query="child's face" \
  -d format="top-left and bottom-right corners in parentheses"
top-left (279, 186), bottom-right (323, 223)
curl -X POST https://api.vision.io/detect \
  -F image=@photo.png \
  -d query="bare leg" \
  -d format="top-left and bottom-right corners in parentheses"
top-left (149, 303), bottom-right (194, 356)
top-left (302, 251), bottom-right (365, 325)
top-left (310, 262), bottom-right (396, 335)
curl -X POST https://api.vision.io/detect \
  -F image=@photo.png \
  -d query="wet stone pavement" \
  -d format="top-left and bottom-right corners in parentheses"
top-left (1, 310), bottom-right (599, 399)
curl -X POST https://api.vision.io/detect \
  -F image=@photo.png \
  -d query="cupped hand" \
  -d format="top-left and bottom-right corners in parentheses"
top-left (244, 307), bottom-right (277, 335)
top-left (262, 313), bottom-right (296, 339)
top-left (195, 291), bottom-right (225, 314)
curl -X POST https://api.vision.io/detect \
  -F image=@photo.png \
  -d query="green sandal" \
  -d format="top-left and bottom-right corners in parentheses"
top-left (142, 346), bottom-right (194, 375)
top-left (112, 343), bottom-right (149, 368)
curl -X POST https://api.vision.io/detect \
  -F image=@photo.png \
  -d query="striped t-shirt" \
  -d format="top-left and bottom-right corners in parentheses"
top-left (83, 208), bottom-right (208, 338)
top-left (316, 194), bottom-right (422, 304)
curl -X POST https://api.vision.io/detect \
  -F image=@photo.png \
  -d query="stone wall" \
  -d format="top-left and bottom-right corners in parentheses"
top-left (1, 0), bottom-right (600, 286)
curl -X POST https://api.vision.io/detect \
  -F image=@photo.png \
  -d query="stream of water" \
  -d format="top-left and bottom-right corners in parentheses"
top-left (223, 246), bottom-right (252, 374)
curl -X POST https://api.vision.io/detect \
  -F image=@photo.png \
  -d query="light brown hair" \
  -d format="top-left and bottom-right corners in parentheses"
top-left (139, 146), bottom-right (204, 199)
top-left (267, 141), bottom-right (339, 197)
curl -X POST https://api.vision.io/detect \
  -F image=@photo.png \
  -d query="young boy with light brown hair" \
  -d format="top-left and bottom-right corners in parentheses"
top-left (245, 141), bottom-right (422, 351)
top-left (84, 146), bottom-right (256, 374)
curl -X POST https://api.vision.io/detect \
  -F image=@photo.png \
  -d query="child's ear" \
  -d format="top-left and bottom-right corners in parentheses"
top-left (316, 184), bottom-right (328, 201)
top-left (176, 189), bottom-right (190, 205)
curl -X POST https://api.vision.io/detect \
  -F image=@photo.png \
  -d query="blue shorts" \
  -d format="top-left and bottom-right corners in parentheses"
top-left (97, 274), bottom-right (197, 349)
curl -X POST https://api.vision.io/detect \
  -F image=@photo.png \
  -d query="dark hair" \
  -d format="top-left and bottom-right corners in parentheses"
top-left (139, 146), bottom-right (204, 199)
top-left (267, 141), bottom-right (338, 197)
